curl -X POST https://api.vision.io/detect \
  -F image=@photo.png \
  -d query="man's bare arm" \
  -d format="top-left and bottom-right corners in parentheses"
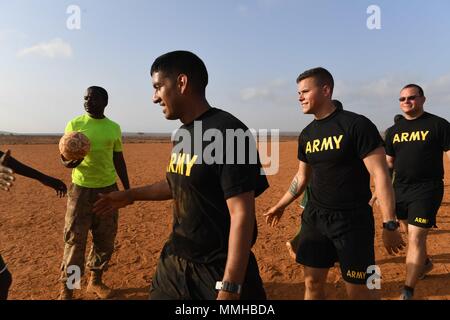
top-left (217, 191), bottom-right (255, 300)
top-left (386, 155), bottom-right (395, 170)
top-left (365, 149), bottom-right (396, 222)
top-left (93, 180), bottom-right (172, 215)
top-left (364, 147), bottom-right (405, 255)
top-left (113, 151), bottom-right (130, 190)
top-left (264, 161), bottom-right (311, 227)
top-left (1, 150), bottom-right (67, 197)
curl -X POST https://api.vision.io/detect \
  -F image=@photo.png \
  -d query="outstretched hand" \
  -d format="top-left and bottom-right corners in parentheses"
top-left (369, 193), bottom-right (378, 207)
top-left (0, 150), bottom-right (15, 192)
top-left (382, 229), bottom-right (406, 255)
top-left (42, 177), bottom-right (67, 197)
top-left (264, 205), bottom-right (285, 227)
top-left (93, 190), bottom-right (134, 215)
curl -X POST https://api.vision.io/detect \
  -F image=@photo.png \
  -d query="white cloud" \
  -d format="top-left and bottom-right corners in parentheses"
top-left (335, 73), bottom-right (450, 106)
top-left (241, 87), bottom-right (269, 100)
top-left (240, 79), bottom-right (287, 101)
top-left (334, 76), bottom-right (405, 101)
top-left (240, 73), bottom-right (450, 115)
top-left (331, 73), bottom-right (450, 130)
top-left (238, 72), bottom-right (450, 132)
top-left (17, 38), bottom-right (72, 59)
top-left (424, 73), bottom-right (450, 105)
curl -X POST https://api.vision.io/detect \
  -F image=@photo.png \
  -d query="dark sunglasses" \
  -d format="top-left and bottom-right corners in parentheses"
top-left (399, 95), bottom-right (420, 102)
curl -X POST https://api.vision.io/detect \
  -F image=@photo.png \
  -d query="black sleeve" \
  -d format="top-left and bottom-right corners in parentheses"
top-left (351, 116), bottom-right (384, 159)
top-left (384, 127), bottom-right (395, 156)
top-left (297, 133), bottom-right (308, 162)
top-left (439, 118), bottom-right (450, 151)
top-left (218, 133), bottom-right (269, 200)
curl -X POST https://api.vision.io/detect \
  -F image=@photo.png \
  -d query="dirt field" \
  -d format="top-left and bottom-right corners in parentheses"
top-left (1, 140), bottom-right (449, 300)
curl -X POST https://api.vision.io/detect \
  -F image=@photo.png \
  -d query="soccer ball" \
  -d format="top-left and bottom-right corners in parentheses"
top-left (59, 131), bottom-right (90, 161)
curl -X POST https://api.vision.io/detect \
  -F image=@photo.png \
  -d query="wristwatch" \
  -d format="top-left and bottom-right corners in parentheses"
top-left (383, 220), bottom-right (400, 231)
top-left (215, 281), bottom-right (242, 294)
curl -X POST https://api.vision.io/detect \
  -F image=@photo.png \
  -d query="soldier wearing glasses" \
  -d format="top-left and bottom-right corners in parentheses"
top-left (384, 84), bottom-right (450, 299)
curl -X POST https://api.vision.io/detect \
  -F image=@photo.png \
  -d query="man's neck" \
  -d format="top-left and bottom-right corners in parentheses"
top-left (404, 109), bottom-right (425, 120)
top-left (87, 113), bottom-right (105, 119)
top-left (180, 98), bottom-right (211, 124)
top-left (314, 101), bottom-right (336, 120)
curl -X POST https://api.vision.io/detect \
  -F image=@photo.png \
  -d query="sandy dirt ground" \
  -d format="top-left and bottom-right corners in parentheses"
top-left (0, 140), bottom-right (449, 300)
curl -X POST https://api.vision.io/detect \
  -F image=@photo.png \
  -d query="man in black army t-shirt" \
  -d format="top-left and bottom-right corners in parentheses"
top-left (93, 51), bottom-right (269, 300)
top-left (385, 84), bottom-right (450, 300)
top-left (265, 67), bottom-right (405, 300)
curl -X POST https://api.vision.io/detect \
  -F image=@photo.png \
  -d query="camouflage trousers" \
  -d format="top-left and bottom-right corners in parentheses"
top-left (60, 183), bottom-right (119, 283)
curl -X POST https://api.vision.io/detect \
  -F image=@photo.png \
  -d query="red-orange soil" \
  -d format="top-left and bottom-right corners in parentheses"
top-left (1, 140), bottom-right (449, 300)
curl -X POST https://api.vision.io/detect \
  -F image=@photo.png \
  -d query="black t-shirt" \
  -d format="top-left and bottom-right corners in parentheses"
top-left (165, 108), bottom-right (269, 264)
top-left (298, 109), bottom-right (384, 210)
top-left (385, 112), bottom-right (450, 186)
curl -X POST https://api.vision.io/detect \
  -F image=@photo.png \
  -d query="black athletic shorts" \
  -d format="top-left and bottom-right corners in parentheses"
top-left (149, 245), bottom-right (266, 300)
top-left (395, 181), bottom-right (444, 228)
top-left (0, 254), bottom-right (6, 273)
top-left (296, 203), bottom-right (375, 285)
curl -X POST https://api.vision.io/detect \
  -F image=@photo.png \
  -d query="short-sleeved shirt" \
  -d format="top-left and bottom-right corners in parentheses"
top-left (298, 109), bottom-right (384, 211)
top-left (165, 107), bottom-right (269, 264)
top-left (65, 114), bottom-right (123, 188)
top-left (385, 112), bottom-right (450, 186)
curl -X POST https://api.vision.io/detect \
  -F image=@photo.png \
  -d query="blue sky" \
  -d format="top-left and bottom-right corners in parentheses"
top-left (1, 0), bottom-right (449, 133)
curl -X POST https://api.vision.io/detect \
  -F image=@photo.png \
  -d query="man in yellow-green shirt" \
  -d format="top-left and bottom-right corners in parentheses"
top-left (59, 86), bottom-right (130, 300)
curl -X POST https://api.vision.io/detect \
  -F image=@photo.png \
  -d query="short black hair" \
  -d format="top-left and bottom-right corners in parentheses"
top-left (150, 50), bottom-right (208, 93)
top-left (332, 99), bottom-right (343, 110)
top-left (394, 114), bottom-right (403, 124)
top-left (296, 67), bottom-right (334, 94)
top-left (87, 86), bottom-right (108, 104)
top-left (402, 84), bottom-right (424, 97)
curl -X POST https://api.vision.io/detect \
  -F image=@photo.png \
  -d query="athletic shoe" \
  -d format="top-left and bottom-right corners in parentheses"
top-left (399, 288), bottom-right (413, 300)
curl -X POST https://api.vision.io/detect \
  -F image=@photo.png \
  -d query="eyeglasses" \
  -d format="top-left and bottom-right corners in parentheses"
top-left (399, 95), bottom-right (420, 102)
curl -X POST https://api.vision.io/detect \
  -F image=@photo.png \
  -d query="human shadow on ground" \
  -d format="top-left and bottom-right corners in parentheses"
top-left (265, 272), bottom-right (450, 300)
top-left (381, 272), bottom-right (450, 300)
top-left (112, 286), bottom-right (150, 300)
top-left (264, 281), bottom-right (349, 300)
